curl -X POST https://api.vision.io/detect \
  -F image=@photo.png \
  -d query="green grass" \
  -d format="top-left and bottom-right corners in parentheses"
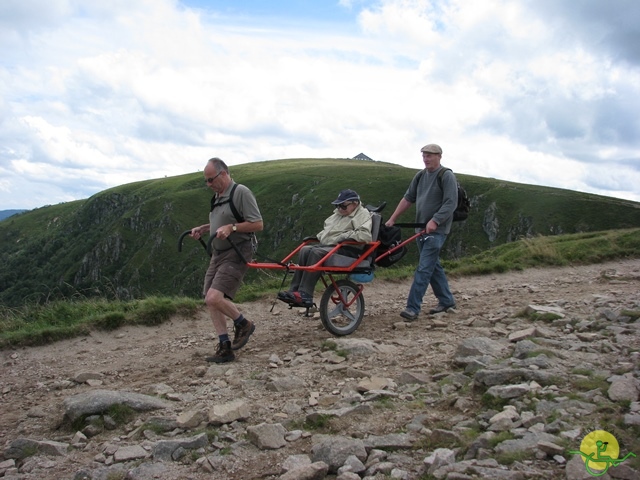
top-left (524, 349), bottom-right (556, 358)
top-left (320, 339), bottom-right (348, 358)
top-left (570, 375), bottom-right (609, 392)
top-left (496, 450), bottom-right (536, 465)
top-left (621, 310), bottom-right (640, 320)
top-left (571, 368), bottom-right (594, 376)
top-left (529, 312), bottom-right (564, 323)
top-left (480, 392), bottom-right (511, 410)
top-left (441, 228), bottom-right (640, 278)
top-left (0, 296), bottom-right (200, 348)
top-left (488, 431), bottom-right (516, 448)
top-left (105, 472), bottom-right (126, 480)
top-left (373, 396), bottom-right (395, 409)
top-left (106, 403), bottom-right (137, 425)
top-left (303, 413), bottom-right (332, 431)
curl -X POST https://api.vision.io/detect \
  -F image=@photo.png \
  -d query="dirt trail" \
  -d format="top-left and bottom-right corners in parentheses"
top-left (1, 258), bottom-right (639, 479)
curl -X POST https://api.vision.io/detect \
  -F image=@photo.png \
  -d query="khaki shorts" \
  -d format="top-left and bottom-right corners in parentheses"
top-left (202, 242), bottom-right (251, 300)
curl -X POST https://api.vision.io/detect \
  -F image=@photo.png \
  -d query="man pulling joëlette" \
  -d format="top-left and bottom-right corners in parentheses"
top-left (190, 157), bottom-right (263, 363)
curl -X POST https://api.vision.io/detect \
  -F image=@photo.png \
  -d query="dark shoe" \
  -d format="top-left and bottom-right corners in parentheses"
top-left (429, 304), bottom-right (456, 314)
top-left (276, 290), bottom-right (314, 308)
top-left (400, 308), bottom-right (418, 322)
top-left (206, 341), bottom-right (235, 363)
top-left (232, 320), bottom-right (255, 350)
top-left (277, 291), bottom-right (295, 303)
top-left (292, 291), bottom-right (314, 307)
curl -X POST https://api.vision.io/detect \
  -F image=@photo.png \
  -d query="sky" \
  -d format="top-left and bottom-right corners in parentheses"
top-left (1, 0), bottom-right (639, 210)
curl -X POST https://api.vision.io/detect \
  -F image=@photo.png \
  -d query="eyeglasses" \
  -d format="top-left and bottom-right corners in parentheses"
top-left (205, 171), bottom-right (223, 184)
top-left (337, 202), bottom-right (353, 210)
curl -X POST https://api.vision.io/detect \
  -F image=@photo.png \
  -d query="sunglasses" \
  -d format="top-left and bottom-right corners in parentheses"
top-left (205, 171), bottom-right (223, 184)
top-left (337, 202), bottom-right (353, 210)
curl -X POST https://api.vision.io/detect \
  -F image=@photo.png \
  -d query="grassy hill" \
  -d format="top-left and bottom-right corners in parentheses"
top-left (1, 158), bottom-right (639, 308)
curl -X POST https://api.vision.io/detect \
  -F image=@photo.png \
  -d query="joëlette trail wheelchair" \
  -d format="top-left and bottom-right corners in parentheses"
top-left (179, 203), bottom-right (426, 336)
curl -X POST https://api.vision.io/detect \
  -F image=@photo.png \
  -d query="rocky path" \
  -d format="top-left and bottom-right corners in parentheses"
top-left (1, 258), bottom-right (639, 479)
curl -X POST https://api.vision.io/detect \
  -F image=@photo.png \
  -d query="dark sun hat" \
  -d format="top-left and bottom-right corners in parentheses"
top-left (331, 189), bottom-right (360, 204)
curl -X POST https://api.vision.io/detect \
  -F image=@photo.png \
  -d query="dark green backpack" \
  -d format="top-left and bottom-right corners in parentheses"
top-left (436, 168), bottom-right (470, 222)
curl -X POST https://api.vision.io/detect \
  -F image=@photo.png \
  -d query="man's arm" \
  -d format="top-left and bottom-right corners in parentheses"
top-left (217, 220), bottom-right (263, 239)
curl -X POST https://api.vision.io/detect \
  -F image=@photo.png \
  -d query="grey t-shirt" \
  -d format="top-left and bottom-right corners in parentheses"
top-left (404, 166), bottom-right (457, 234)
top-left (208, 181), bottom-right (262, 252)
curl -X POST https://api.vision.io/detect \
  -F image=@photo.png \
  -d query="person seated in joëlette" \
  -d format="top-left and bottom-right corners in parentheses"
top-left (277, 189), bottom-right (373, 307)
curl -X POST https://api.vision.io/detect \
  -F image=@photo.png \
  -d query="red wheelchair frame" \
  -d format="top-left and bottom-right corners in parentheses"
top-left (246, 223), bottom-right (425, 336)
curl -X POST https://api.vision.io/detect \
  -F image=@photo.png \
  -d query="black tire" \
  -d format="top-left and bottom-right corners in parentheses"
top-left (319, 279), bottom-right (365, 336)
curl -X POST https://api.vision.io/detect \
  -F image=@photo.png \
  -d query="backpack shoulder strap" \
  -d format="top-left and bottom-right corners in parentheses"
top-left (210, 183), bottom-right (244, 223)
top-left (227, 183), bottom-right (244, 223)
top-left (436, 167), bottom-right (452, 190)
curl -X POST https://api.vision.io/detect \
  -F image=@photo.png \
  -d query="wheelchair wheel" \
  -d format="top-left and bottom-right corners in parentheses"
top-left (319, 279), bottom-right (365, 336)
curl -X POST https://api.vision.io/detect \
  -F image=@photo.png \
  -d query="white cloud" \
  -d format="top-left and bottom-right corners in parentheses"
top-left (0, 0), bottom-right (638, 210)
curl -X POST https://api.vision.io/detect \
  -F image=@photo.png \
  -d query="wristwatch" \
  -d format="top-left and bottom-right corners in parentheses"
top-left (231, 224), bottom-right (237, 232)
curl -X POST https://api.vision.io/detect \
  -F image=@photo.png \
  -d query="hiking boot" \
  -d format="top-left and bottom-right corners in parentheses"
top-left (206, 341), bottom-right (235, 363)
top-left (400, 308), bottom-right (418, 322)
top-left (232, 319), bottom-right (255, 351)
top-left (429, 304), bottom-right (456, 314)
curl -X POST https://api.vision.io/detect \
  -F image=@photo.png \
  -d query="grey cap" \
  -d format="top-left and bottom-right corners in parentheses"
top-left (420, 144), bottom-right (443, 154)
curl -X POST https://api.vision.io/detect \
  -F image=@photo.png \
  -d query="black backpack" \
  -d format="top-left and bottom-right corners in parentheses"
top-left (375, 223), bottom-right (408, 267)
top-left (435, 168), bottom-right (470, 222)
